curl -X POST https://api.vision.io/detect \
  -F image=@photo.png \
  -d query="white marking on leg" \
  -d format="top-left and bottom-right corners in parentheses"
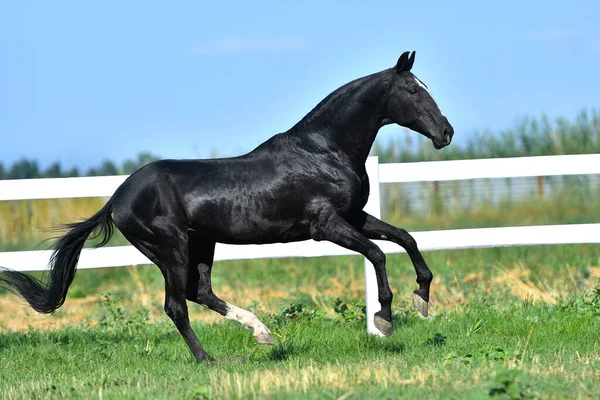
top-left (225, 303), bottom-right (272, 337)
top-left (415, 77), bottom-right (446, 117)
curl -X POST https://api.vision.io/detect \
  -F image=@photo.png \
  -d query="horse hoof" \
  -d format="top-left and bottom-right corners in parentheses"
top-left (198, 353), bottom-right (215, 364)
top-left (254, 332), bottom-right (275, 345)
top-left (412, 292), bottom-right (429, 317)
top-left (374, 315), bottom-right (393, 336)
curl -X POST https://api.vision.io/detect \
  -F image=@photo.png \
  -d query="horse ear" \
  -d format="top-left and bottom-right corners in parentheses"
top-left (406, 51), bottom-right (416, 71)
top-left (395, 51), bottom-right (411, 73)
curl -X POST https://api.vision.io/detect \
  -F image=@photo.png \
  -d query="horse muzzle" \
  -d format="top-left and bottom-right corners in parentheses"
top-left (432, 127), bottom-right (454, 149)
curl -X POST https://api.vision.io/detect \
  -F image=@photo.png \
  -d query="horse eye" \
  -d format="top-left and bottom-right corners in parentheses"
top-left (408, 88), bottom-right (418, 94)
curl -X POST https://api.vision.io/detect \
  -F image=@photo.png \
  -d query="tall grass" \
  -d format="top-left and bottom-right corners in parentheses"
top-left (2, 184), bottom-right (598, 252)
top-left (1, 108), bottom-right (598, 179)
top-left (0, 198), bottom-right (129, 251)
top-left (371, 108), bottom-right (600, 162)
top-left (382, 176), bottom-right (600, 230)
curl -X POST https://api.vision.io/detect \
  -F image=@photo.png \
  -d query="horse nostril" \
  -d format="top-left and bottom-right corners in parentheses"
top-left (443, 128), bottom-right (453, 144)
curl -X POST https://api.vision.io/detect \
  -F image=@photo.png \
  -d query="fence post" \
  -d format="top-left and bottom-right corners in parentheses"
top-left (537, 176), bottom-right (544, 199)
top-left (364, 156), bottom-right (383, 336)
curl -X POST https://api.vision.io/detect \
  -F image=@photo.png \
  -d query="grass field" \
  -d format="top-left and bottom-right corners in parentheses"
top-left (1, 244), bottom-right (599, 399)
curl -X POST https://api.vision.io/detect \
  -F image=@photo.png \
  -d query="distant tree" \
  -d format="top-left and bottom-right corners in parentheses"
top-left (121, 159), bottom-right (137, 174)
top-left (137, 152), bottom-right (160, 166)
top-left (0, 162), bottom-right (5, 179)
top-left (121, 152), bottom-right (161, 174)
top-left (44, 161), bottom-right (62, 178)
top-left (99, 160), bottom-right (118, 176)
top-left (86, 167), bottom-right (99, 176)
top-left (9, 158), bottom-right (40, 179)
top-left (67, 166), bottom-right (80, 177)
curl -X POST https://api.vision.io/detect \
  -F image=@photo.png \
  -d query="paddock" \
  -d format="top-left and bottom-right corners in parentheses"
top-left (1, 154), bottom-right (599, 398)
top-left (1, 153), bottom-right (599, 329)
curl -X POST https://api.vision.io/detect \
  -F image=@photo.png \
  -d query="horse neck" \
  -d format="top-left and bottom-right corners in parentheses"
top-left (288, 69), bottom-right (393, 167)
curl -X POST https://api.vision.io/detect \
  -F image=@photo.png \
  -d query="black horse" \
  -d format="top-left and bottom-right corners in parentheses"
top-left (1, 51), bottom-right (453, 362)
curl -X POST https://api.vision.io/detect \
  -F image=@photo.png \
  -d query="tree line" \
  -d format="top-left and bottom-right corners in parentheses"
top-left (0, 152), bottom-right (160, 180)
top-left (1, 108), bottom-right (598, 179)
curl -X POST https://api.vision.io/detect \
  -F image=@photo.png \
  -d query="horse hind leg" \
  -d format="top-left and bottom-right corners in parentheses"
top-left (121, 230), bottom-right (214, 363)
top-left (186, 241), bottom-right (274, 345)
top-left (225, 303), bottom-right (274, 345)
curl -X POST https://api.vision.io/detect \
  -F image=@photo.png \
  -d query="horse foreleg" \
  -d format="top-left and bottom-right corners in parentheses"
top-left (309, 208), bottom-right (393, 336)
top-left (349, 210), bottom-right (432, 317)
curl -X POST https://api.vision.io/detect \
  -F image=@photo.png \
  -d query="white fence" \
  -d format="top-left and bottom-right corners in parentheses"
top-left (1, 154), bottom-right (600, 335)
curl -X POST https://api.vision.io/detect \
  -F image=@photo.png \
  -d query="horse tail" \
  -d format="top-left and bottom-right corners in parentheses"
top-left (0, 199), bottom-right (116, 314)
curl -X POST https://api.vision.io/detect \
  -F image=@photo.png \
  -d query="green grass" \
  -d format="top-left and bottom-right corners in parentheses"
top-left (1, 289), bottom-right (599, 399)
top-left (1, 244), bottom-right (600, 398)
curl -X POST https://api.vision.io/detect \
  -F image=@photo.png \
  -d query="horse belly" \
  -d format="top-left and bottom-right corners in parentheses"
top-left (189, 197), bottom-right (310, 245)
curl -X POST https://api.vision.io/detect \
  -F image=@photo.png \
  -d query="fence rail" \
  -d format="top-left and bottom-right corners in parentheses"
top-left (2, 154), bottom-right (600, 201)
top-left (1, 223), bottom-right (598, 272)
top-left (1, 154), bottom-right (599, 335)
top-left (378, 153), bottom-right (600, 183)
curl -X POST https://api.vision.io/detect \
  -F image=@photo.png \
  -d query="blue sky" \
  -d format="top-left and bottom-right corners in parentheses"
top-left (1, 1), bottom-right (599, 170)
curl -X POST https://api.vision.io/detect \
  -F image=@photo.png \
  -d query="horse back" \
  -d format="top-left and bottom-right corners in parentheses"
top-left (112, 135), bottom-right (365, 244)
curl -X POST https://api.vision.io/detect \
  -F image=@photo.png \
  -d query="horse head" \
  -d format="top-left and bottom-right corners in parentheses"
top-left (387, 51), bottom-right (454, 149)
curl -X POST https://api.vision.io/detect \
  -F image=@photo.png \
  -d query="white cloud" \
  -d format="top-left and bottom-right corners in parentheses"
top-left (193, 36), bottom-right (308, 55)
